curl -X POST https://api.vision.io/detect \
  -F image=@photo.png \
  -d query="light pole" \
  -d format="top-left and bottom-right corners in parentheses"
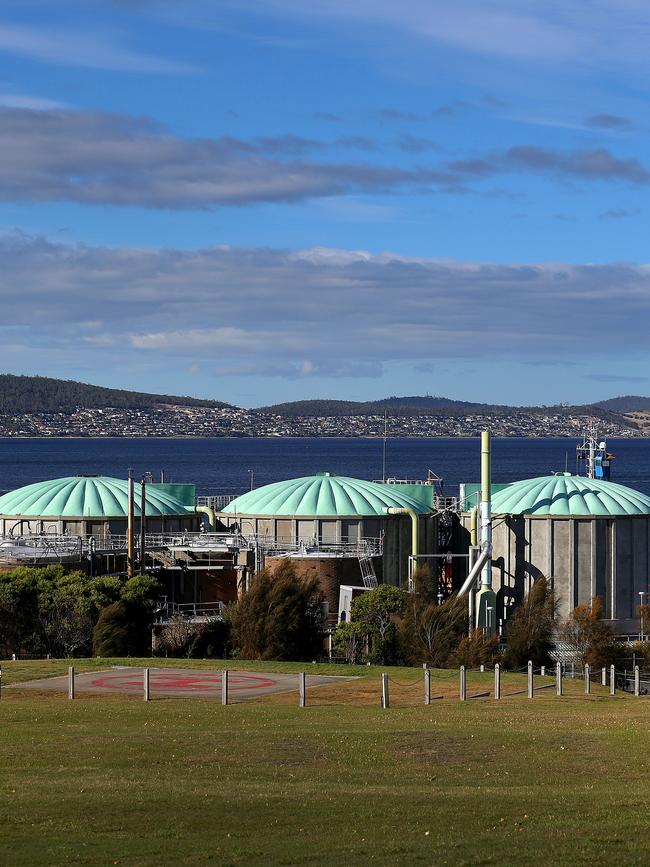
top-left (248, 469), bottom-right (254, 491)
top-left (640, 591), bottom-right (646, 642)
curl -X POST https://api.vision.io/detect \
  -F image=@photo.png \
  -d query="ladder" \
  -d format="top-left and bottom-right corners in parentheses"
top-left (358, 540), bottom-right (378, 588)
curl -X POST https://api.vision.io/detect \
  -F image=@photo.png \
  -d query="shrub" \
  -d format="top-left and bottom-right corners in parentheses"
top-left (350, 584), bottom-right (407, 665)
top-left (558, 597), bottom-right (616, 668)
top-left (503, 577), bottom-right (556, 670)
top-left (332, 621), bottom-right (370, 664)
top-left (230, 560), bottom-right (324, 661)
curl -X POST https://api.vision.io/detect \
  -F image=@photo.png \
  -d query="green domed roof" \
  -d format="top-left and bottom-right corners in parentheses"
top-left (0, 476), bottom-right (193, 518)
top-left (223, 473), bottom-right (431, 517)
top-left (492, 474), bottom-right (650, 517)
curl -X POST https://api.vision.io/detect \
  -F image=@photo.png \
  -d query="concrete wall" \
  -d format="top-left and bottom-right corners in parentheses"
top-left (0, 514), bottom-right (199, 536)
top-left (459, 512), bottom-right (650, 631)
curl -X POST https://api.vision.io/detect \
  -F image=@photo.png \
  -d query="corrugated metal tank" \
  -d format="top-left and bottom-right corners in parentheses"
top-left (218, 472), bottom-right (436, 587)
top-left (459, 473), bottom-right (650, 633)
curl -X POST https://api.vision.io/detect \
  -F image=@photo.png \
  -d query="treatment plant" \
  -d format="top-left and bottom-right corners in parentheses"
top-left (0, 430), bottom-right (647, 638)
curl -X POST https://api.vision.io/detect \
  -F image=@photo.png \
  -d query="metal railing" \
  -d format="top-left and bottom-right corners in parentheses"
top-left (154, 600), bottom-right (225, 623)
top-left (251, 536), bottom-right (383, 558)
top-left (196, 494), bottom-right (240, 510)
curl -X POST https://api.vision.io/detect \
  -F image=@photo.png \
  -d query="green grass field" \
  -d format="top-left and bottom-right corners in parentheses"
top-left (2, 660), bottom-right (650, 865)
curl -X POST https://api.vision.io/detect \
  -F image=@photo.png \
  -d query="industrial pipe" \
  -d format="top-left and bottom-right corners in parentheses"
top-left (196, 505), bottom-right (216, 531)
top-left (140, 477), bottom-right (146, 576)
top-left (470, 506), bottom-right (478, 547)
top-left (456, 542), bottom-right (492, 596)
top-left (475, 430), bottom-right (497, 632)
top-left (384, 506), bottom-right (419, 587)
top-left (127, 469), bottom-right (135, 579)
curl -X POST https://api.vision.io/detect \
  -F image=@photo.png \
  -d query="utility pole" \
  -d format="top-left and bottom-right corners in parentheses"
top-left (140, 476), bottom-right (147, 576)
top-left (127, 468), bottom-right (135, 579)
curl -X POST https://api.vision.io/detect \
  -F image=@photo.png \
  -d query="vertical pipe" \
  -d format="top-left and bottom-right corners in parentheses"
top-left (470, 506), bottom-right (478, 547)
top-left (494, 663), bottom-right (500, 700)
top-left (381, 672), bottom-right (389, 709)
top-left (127, 469), bottom-right (135, 579)
top-left (140, 477), bottom-right (146, 576)
top-left (480, 431), bottom-right (492, 589)
top-left (527, 660), bottom-right (533, 699)
top-left (222, 669), bottom-right (229, 705)
top-left (459, 666), bottom-right (467, 701)
top-left (610, 664), bottom-right (615, 695)
top-left (584, 664), bottom-right (590, 694)
top-left (143, 667), bottom-right (150, 702)
top-left (68, 665), bottom-right (75, 700)
top-left (299, 672), bottom-right (306, 708)
top-left (634, 665), bottom-right (640, 697)
top-left (556, 661), bottom-right (563, 697)
top-left (424, 669), bottom-right (431, 705)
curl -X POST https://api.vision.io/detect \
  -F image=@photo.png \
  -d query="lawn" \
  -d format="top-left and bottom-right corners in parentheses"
top-left (1, 661), bottom-right (649, 865)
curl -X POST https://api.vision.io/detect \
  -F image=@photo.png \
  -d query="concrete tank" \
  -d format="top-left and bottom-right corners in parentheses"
top-left (459, 473), bottom-right (650, 634)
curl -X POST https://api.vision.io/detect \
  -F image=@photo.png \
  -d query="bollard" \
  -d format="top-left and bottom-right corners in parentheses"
top-left (381, 672), bottom-right (389, 709)
top-left (601, 666), bottom-right (607, 686)
top-left (480, 664), bottom-right (485, 673)
top-left (459, 666), bottom-right (467, 702)
top-left (494, 663), bottom-right (501, 700)
top-left (222, 669), bottom-right (229, 706)
top-left (424, 669), bottom-right (431, 705)
top-left (299, 671), bottom-right (306, 708)
top-left (540, 665), bottom-right (546, 677)
top-left (143, 667), bottom-right (150, 702)
top-left (527, 660), bottom-right (533, 699)
top-left (556, 661), bottom-right (563, 697)
top-left (634, 665), bottom-right (640, 697)
top-left (610, 664), bottom-right (615, 696)
top-left (68, 665), bottom-right (75, 700)
top-left (584, 664), bottom-right (590, 694)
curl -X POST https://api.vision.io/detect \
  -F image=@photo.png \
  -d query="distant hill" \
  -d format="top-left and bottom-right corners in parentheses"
top-left (259, 395), bottom-right (635, 426)
top-left (0, 375), bottom-right (232, 414)
top-left (596, 395), bottom-right (650, 413)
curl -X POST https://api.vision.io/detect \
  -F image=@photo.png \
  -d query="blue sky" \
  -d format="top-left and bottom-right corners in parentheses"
top-left (1, 0), bottom-right (649, 407)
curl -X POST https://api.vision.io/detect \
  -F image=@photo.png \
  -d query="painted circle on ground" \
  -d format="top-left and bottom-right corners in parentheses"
top-left (89, 672), bottom-right (279, 692)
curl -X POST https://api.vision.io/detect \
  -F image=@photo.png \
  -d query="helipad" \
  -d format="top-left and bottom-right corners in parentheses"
top-left (12, 667), bottom-right (352, 699)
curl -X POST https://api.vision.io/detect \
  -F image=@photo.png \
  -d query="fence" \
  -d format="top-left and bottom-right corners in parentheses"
top-left (5, 660), bottom-right (649, 706)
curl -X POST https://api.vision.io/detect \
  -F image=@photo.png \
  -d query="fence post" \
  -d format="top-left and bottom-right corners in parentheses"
top-left (634, 665), bottom-right (640, 697)
top-left (527, 660), bottom-right (533, 699)
top-left (494, 663), bottom-right (501, 700)
top-left (143, 667), bottom-right (150, 702)
top-left (540, 665), bottom-right (546, 677)
top-left (381, 672), bottom-right (389, 709)
top-left (68, 665), bottom-right (75, 700)
top-left (459, 666), bottom-right (466, 702)
top-left (556, 661), bottom-right (562, 697)
top-left (299, 671), bottom-right (306, 708)
top-left (424, 669), bottom-right (431, 705)
top-left (0, 667), bottom-right (2, 700)
top-left (222, 669), bottom-right (229, 706)
top-left (610, 665), bottom-right (615, 696)
top-left (584, 664), bottom-right (590, 694)
top-left (480, 664), bottom-right (485, 673)
top-left (601, 666), bottom-right (607, 686)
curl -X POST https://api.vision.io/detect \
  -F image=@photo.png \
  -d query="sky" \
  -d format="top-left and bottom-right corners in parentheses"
top-left (1, 0), bottom-right (649, 407)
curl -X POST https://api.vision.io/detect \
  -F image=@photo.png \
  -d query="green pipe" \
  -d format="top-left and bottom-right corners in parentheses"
top-left (470, 506), bottom-right (477, 547)
top-left (196, 505), bottom-right (215, 531)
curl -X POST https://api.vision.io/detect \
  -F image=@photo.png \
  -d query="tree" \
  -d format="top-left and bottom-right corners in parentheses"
top-left (230, 560), bottom-right (324, 661)
top-left (451, 629), bottom-right (499, 668)
top-left (350, 584), bottom-right (407, 664)
top-left (332, 621), bottom-right (370, 664)
top-left (399, 565), bottom-right (468, 667)
top-left (503, 577), bottom-right (556, 669)
top-left (558, 597), bottom-right (616, 668)
top-left (187, 618), bottom-right (232, 659)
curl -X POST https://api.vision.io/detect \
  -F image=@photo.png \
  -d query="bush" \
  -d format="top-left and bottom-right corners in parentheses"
top-left (558, 597), bottom-right (616, 668)
top-left (230, 560), bottom-right (324, 661)
top-left (450, 629), bottom-right (500, 668)
top-left (332, 621), bottom-right (370, 664)
top-left (399, 566), bottom-right (468, 667)
top-left (92, 600), bottom-right (153, 657)
top-left (350, 584), bottom-right (407, 665)
top-left (503, 577), bottom-right (556, 670)
top-left (187, 618), bottom-right (232, 659)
